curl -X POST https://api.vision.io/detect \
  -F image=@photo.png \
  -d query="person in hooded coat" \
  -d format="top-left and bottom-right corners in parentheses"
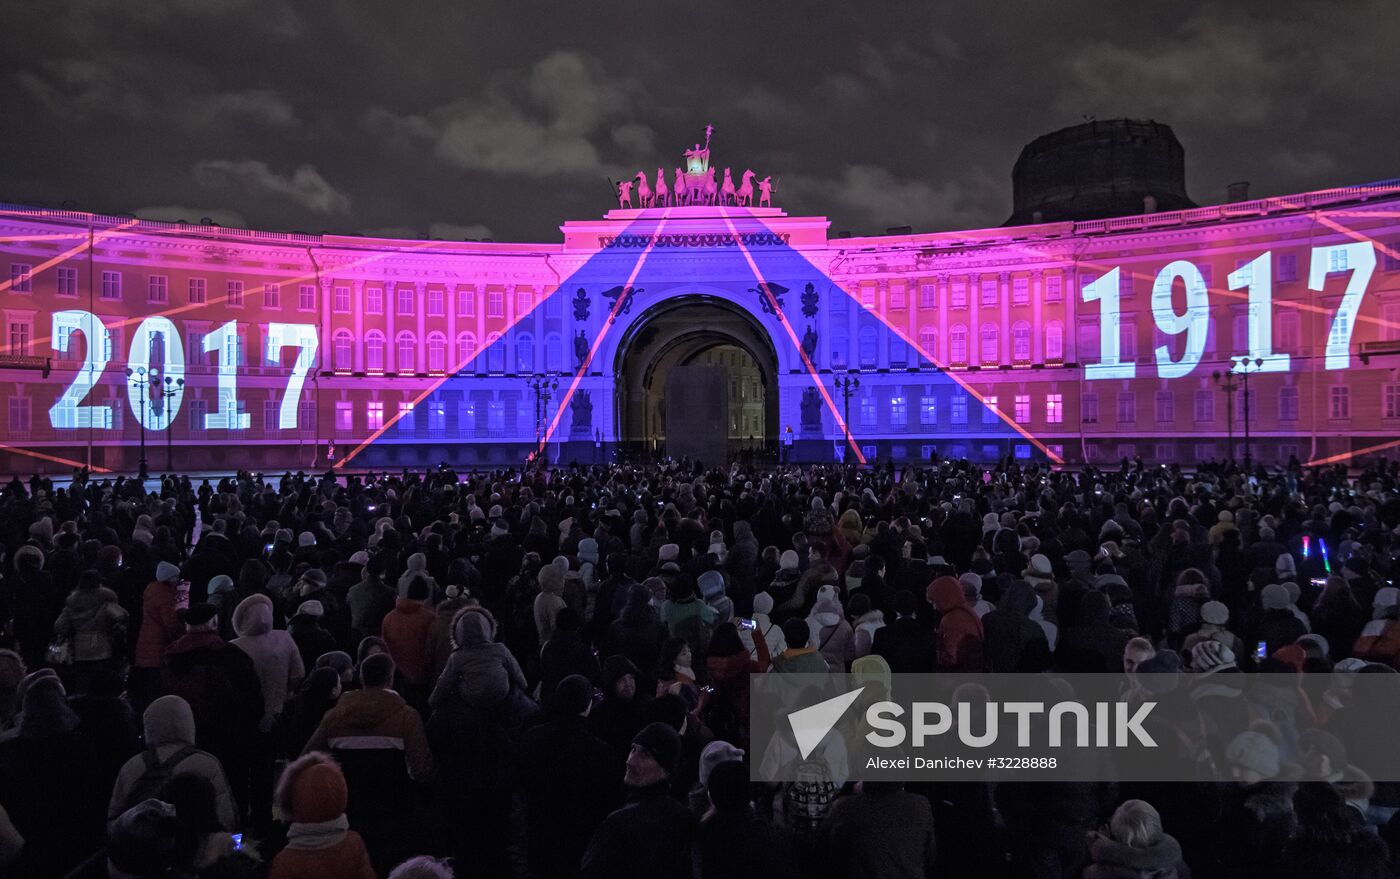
top-left (590, 655), bottom-right (649, 775)
top-left (268, 752), bottom-right (376, 879)
top-left (109, 695), bottom-right (239, 830)
top-left (702, 622), bottom-right (770, 750)
top-left (1055, 591), bottom-right (1131, 673)
top-left (0, 674), bottom-right (105, 876)
top-left (430, 606), bottom-right (531, 718)
top-left (1251, 583), bottom-right (1310, 658)
top-left (232, 592), bottom-right (304, 828)
top-left (740, 591), bottom-right (787, 661)
top-left (380, 577), bottom-right (437, 702)
top-left (395, 551), bottom-right (438, 597)
top-left (605, 584), bottom-right (668, 691)
top-left (1083, 799), bottom-right (1188, 879)
top-left (928, 576), bottom-right (984, 672)
top-left (10, 544), bottom-right (61, 673)
top-left (982, 580), bottom-right (1053, 672)
top-left (806, 584), bottom-right (856, 672)
top-left (535, 563), bottom-right (569, 646)
top-left (870, 590), bottom-right (937, 674)
top-left (133, 560), bottom-right (186, 708)
top-left (518, 675), bottom-right (615, 879)
top-left (54, 568), bottom-right (129, 689)
top-left (847, 592), bottom-right (886, 660)
top-left (540, 607), bottom-right (603, 709)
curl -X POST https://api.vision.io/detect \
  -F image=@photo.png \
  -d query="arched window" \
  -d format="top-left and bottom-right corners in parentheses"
top-left (858, 326), bottom-right (877, 368)
top-left (980, 324), bottom-right (999, 365)
top-left (456, 332), bottom-right (477, 371)
top-left (365, 331), bottom-right (386, 373)
top-left (486, 333), bottom-right (504, 373)
top-left (918, 326), bottom-right (936, 366)
top-left (1045, 321), bottom-right (1064, 361)
top-left (545, 334), bottom-right (563, 373)
top-left (515, 333), bottom-right (534, 373)
top-left (830, 332), bottom-right (848, 369)
top-left (949, 324), bottom-right (967, 364)
top-left (888, 334), bottom-right (907, 367)
top-left (1012, 321), bottom-right (1031, 362)
top-left (396, 331), bottom-right (416, 373)
top-left (426, 333), bottom-right (446, 374)
top-left (333, 330), bottom-right (353, 372)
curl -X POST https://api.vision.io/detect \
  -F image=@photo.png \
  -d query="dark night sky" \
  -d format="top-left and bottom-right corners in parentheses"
top-left (5, 1), bottom-right (1397, 242)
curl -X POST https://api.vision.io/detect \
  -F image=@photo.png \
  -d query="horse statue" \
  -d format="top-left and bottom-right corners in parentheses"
top-left (700, 167), bottom-right (718, 206)
top-left (617, 179), bottom-right (634, 209)
top-left (635, 170), bottom-right (653, 208)
top-left (673, 168), bottom-right (688, 206)
top-left (758, 175), bottom-right (776, 208)
top-left (720, 168), bottom-right (737, 206)
top-left (654, 167), bottom-right (669, 207)
top-left (736, 169), bottom-right (757, 207)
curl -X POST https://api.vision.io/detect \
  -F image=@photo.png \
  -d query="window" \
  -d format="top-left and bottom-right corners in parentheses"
top-left (487, 290), bottom-right (504, 318)
top-left (1013, 277), bottom-right (1029, 305)
top-left (1384, 248), bottom-right (1400, 272)
top-left (891, 396), bottom-right (907, 426)
top-left (1155, 390), bottom-right (1174, 423)
top-left (546, 334), bottom-right (563, 373)
top-left (1082, 393), bottom-right (1099, 424)
top-left (425, 398), bottom-right (446, 435)
top-left (457, 333), bottom-right (477, 370)
top-left (980, 278), bottom-right (998, 306)
top-left (860, 396), bottom-right (877, 426)
top-left (262, 399), bottom-right (279, 433)
top-left (1278, 253), bottom-right (1299, 282)
top-left (487, 399), bottom-right (505, 432)
top-left (1194, 390), bottom-right (1215, 422)
top-left (335, 401), bottom-right (354, 432)
top-left (366, 400), bottom-right (384, 431)
top-left (860, 286), bottom-right (876, 309)
top-left (1385, 385), bottom-right (1400, 419)
top-left (298, 284), bottom-right (316, 311)
top-left (365, 332), bottom-right (386, 372)
top-left (951, 280), bottom-right (967, 308)
top-left (1278, 311), bottom-right (1300, 351)
top-left (396, 286), bottom-right (414, 316)
top-left (427, 288), bottom-right (444, 316)
top-left (1120, 318), bottom-right (1136, 360)
top-left (147, 275), bottom-right (168, 304)
top-left (1232, 313), bottom-right (1249, 352)
top-left (427, 334), bottom-right (446, 374)
top-left (8, 320), bottom-right (32, 356)
top-left (8, 398), bottom-right (31, 436)
top-left (1329, 248), bottom-right (1350, 274)
top-left (1045, 321), bottom-right (1064, 361)
top-left (1234, 389), bottom-right (1256, 424)
top-left (1046, 393), bottom-right (1063, 424)
top-left (1079, 321), bottom-right (1100, 361)
top-left (1014, 394), bottom-right (1031, 422)
top-left (54, 323), bottom-right (79, 362)
top-left (57, 266), bottom-right (78, 297)
top-left (187, 399), bottom-right (206, 434)
top-left (858, 327), bottom-right (877, 368)
top-left (982, 395), bottom-right (999, 424)
top-left (187, 278), bottom-right (207, 304)
top-left (891, 285), bottom-right (906, 309)
top-left (1119, 269), bottom-right (1135, 300)
top-left (226, 279), bottom-right (243, 307)
top-left (829, 333), bottom-right (847, 369)
top-left (367, 287), bottom-right (383, 315)
top-left (949, 325), bottom-right (967, 364)
top-left (1383, 303), bottom-right (1400, 342)
top-left (516, 334), bottom-right (534, 373)
top-left (951, 394), bottom-right (968, 424)
top-left (920, 396), bottom-right (937, 425)
top-left (1330, 386), bottom-right (1350, 419)
top-left (102, 270), bottom-right (122, 300)
top-left (396, 332), bottom-right (416, 373)
top-left (398, 401), bottom-right (416, 434)
top-left (263, 283), bottom-right (280, 308)
top-left (458, 401), bottom-right (476, 431)
top-left (1117, 392), bottom-right (1136, 424)
top-left (334, 285), bottom-right (350, 313)
top-left (487, 333), bottom-right (504, 372)
top-left (545, 290), bottom-right (561, 318)
top-left (1012, 321), bottom-right (1031, 362)
top-left (1280, 386), bottom-right (1300, 421)
top-left (889, 336), bottom-right (907, 367)
top-left (980, 324), bottom-right (998, 364)
top-left (1199, 263), bottom-right (1214, 286)
top-left (9, 264), bottom-right (32, 293)
top-left (1046, 274), bottom-right (1063, 302)
top-left (919, 284), bottom-right (936, 308)
top-left (333, 331), bottom-right (353, 371)
top-left (457, 288), bottom-right (475, 317)
top-left (516, 288), bottom-right (532, 314)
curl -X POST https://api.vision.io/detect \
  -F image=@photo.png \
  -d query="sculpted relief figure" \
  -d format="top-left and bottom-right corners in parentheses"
top-left (617, 179), bottom-right (633, 209)
top-left (571, 390), bottom-right (593, 431)
top-left (800, 387), bottom-right (822, 431)
top-left (759, 175), bottom-right (775, 208)
top-left (802, 324), bottom-right (819, 362)
top-left (574, 330), bottom-right (589, 368)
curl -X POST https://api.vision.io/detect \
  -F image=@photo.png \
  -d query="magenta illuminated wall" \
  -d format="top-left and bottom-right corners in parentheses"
top-left (1, 181), bottom-right (1400, 475)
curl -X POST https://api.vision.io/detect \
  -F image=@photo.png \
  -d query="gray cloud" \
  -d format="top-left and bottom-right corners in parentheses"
top-left (193, 160), bottom-right (351, 214)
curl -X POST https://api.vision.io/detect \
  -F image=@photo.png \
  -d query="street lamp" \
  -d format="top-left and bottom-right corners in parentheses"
top-left (1211, 369), bottom-right (1239, 467)
top-left (162, 375), bottom-right (184, 473)
top-left (1232, 356), bottom-right (1266, 474)
top-left (832, 370), bottom-right (860, 464)
top-left (524, 373), bottom-right (559, 462)
top-left (125, 365), bottom-right (155, 480)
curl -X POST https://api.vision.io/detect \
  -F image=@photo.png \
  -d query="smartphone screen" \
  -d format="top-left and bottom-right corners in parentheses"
top-left (736, 618), bottom-right (758, 631)
top-left (1255, 641), bottom-right (1268, 660)
top-left (231, 833), bottom-right (243, 850)
top-left (175, 581), bottom-right (191, 611)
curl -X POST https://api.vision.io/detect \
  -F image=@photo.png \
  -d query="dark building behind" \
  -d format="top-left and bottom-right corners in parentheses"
top-left (1006, 118), bottom-right (1197, 225)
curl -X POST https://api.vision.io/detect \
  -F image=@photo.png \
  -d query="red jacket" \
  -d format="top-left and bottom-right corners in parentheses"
top-left (380, 597), bottom-right (436, 685)
top-left (928, 576), bottom-right (985, 672)
top-left (269, 833), bottom-right (376, 879)
top-left (134, 580), bottom-right (183, 669)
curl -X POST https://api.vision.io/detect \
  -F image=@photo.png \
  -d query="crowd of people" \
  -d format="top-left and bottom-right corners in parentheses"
top-left (1, 453), bottom-right (1399, 878)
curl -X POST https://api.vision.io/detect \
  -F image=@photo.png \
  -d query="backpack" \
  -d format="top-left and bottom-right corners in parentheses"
top-left (120, 746), bottom-right (199, 813)
top-left (782, 755), bottom-right (837, 834)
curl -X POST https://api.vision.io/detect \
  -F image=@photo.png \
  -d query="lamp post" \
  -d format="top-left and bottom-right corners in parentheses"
top-left (125, 365), bottom-right (154, 480)
top-left (832, 371), bottom-right (860, 464)
top-left (162, 375), bottom-right (184, 473)
top-left (1211, 369), bottom-right (1239, 467)
top-left (1232, 356), bottom-right (1265, 474)
top-left (525, 373), bottom-right (559, 461)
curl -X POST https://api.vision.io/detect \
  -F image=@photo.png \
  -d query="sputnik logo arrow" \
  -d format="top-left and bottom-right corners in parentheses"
top-left (788, 686), bottom-right (865, 759)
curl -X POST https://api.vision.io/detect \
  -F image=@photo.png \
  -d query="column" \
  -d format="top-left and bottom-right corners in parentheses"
top-left (533, 286), bottom-right (545, 373)
top-left (474, 285), bottom-right (485, 375)
top-left (904, 279), bottom-right (917, 361)
top-left (969, 273), bottom-right (981, 367)
top-left (446, 285), bottom-right (457, 372)
top-left (1000, 272), bottom-right (1011, 366)
top-left (415, 283), bottom-right (427, 374)
top-left (846, 282), bottom-right (859, 372)
top-left (937, 274), bottom-right (948, 365)
top-left (384, 282), bottom-right (396, 373)
top-left (503, 283), bottom-right (515, 372)
top-left (818, 281), bottom-right (831, 371)
top-left (1066, 266), bottom-right (1078, 364)
top-left (876, 280), bottom-right (890, 369)
top-left (319, 278), bottom-right (333, 373)
top-left (352, 282), bottom-right (364, 372)
top-left (1031, 270), bottom-right (1044, 362)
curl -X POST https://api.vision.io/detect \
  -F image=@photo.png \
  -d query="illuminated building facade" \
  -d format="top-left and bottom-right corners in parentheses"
top-left (1, 177), bottom-right (1399, 474)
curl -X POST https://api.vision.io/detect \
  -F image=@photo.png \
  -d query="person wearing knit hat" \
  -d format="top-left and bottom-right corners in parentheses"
top-left (581, 721), bottom-right (696, 878)
top-left (109, 696), bottom-right (239, 830)
top-left (658, 543), bottom-right (681, 564)
top-left (697, 570), bottom-right (733, 622)
top-left (1257, 582), bottom-right (1309, 656)
top-left (1226, 730), bottom-right (1280, 782)
top-left (269, 753), bottom-right (376, 879)
top-left (105, 799), bottom-right (182, 878)
top-left (1189, 639), bottom-right (1237, 674)
top-left (131, 561), bottom-right (188, 708)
